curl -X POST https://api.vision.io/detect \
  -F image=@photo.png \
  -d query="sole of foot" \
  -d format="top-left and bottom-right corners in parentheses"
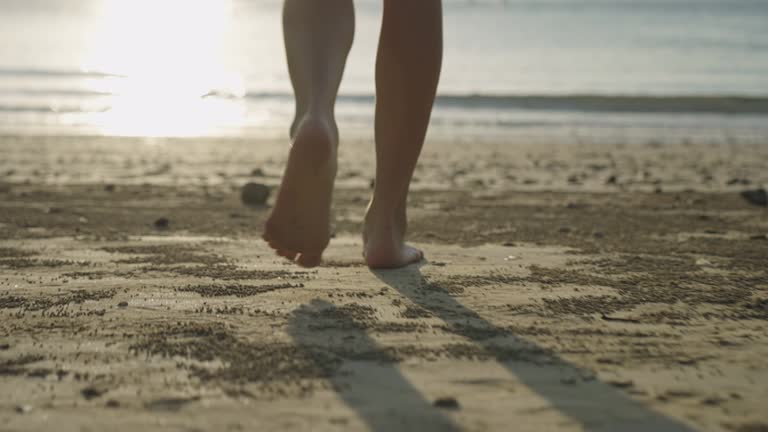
top-left (263, 116), bottom-right (338, 268)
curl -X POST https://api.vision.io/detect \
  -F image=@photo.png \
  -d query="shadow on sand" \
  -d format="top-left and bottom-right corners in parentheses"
top-left (288, 298), bottom-right (461, 431)
top-left (287, 264), bottom-right (694, 432)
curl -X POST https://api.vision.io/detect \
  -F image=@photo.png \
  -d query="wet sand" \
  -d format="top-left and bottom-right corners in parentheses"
top-left (0, 134), bottom-right (767, 431)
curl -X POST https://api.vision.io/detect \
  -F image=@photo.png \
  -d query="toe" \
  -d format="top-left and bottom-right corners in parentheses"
top-left (407, 248), bottom-right (424, 265)
top-left (278, 249), bottom-right (298, 261)
top-left (415, 249), bottom-right (425, 262)
top-left (296, 253), bottom-right (322, 268)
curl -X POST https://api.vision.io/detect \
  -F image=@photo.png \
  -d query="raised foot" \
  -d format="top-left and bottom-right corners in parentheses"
top-left (263, 116), bottom-right (337, 268)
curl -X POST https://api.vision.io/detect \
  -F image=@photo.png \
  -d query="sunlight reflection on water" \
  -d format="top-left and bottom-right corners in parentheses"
top-left (80, 0), bottom-right (253, 136)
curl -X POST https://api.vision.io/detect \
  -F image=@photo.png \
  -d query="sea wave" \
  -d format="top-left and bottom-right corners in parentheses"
top-left (0, 88), bottom-right (113, 97)
top-left (0, 68), bottom-right (123, 78)
top-left (433, 94), bottom-right (768, 114)
top-left (238, 92), bottom-right (768, 114)
top-left (0, 105), bottom-right (108, 113)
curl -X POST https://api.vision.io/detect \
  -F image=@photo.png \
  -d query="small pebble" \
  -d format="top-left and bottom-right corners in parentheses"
top-left (608, 380), bottom-right (634, 389)
top-left (81, 385), bottom-right (108, 400)
top-left (726, 178), bottom-right (751, 186)
top-left (154, 217), bottom-right (170, 229)
top-left (701, 396), bottom-right (726, 406)
top-left (433, 397), bottom-right (460, 410)
top-left (15, 404), bottom-right (32, 414)
top-left (117, 301), bottom-right (128, 308)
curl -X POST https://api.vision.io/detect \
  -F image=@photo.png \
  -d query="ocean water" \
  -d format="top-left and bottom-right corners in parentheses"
top-left (1, 0), bottom-right (768, 138)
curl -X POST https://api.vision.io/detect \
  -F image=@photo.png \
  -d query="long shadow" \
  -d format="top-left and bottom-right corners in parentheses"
top-left (372, 265), bottom-right (695, 432)
top-left (287, 299), bottom-right (462, 432)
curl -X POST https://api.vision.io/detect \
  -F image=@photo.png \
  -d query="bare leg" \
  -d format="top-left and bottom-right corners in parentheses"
top-left (364, 0), bottom-right (443, 269)
top-left (263, 0), bottom-right (354, 267)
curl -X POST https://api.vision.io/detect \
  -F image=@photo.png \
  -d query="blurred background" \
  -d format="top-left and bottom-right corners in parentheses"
top-left (1, 0), bottom-right (767, 139)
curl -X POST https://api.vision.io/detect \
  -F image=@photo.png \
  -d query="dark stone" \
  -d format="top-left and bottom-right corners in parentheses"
top-left (15, 405), bottom-right (32, 414)
top-left (154, 217), bottom-right (170, 229)
top-left (144, 396), bottom-right (201, 412)
top-left (241, 182), bottom-right (270, 206)
top-left (104, 184), bottom-right (115, 192)
top-left (608, 380), bottom-right (634, 389)
top-left (433, 397), bottom-right (460, 410)
top-left (81, 385), bottom-right (108, 400)
top-left (117, 301), bottom-right (128, 308)
top-left (740, 188), bottom-right (767, 207)
top-left (726, 178), bottom-right (751, 186)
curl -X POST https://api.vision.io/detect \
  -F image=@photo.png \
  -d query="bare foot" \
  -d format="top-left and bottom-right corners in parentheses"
top-left (263, 116), bottom-right (337, 267)
top-left (363, 204), bottom-right (424, 269)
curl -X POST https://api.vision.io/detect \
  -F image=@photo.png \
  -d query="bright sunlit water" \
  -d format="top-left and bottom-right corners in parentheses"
top-left (1, 0), bottom-right (768, 138)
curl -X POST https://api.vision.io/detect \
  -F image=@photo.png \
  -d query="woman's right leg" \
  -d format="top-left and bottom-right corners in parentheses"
top-left (364, 0), bottom-right (443, 268)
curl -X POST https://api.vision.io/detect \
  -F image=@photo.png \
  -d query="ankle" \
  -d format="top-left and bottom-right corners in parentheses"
top-left (288, 116), bottom-right (339, 168)
top-left (291, 113), bottom-right (338, 145)
top-left (365, 201), bottom-right (406, 232)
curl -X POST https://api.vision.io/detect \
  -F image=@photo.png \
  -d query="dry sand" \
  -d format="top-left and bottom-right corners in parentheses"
top-left (0, 134), bottom-right (767, 431)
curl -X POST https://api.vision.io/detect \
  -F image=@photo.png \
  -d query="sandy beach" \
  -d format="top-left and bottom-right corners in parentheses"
top-left (2, 0), bottom-right (768, 430)
top-left (0, 134), bottom-right (766, 431)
